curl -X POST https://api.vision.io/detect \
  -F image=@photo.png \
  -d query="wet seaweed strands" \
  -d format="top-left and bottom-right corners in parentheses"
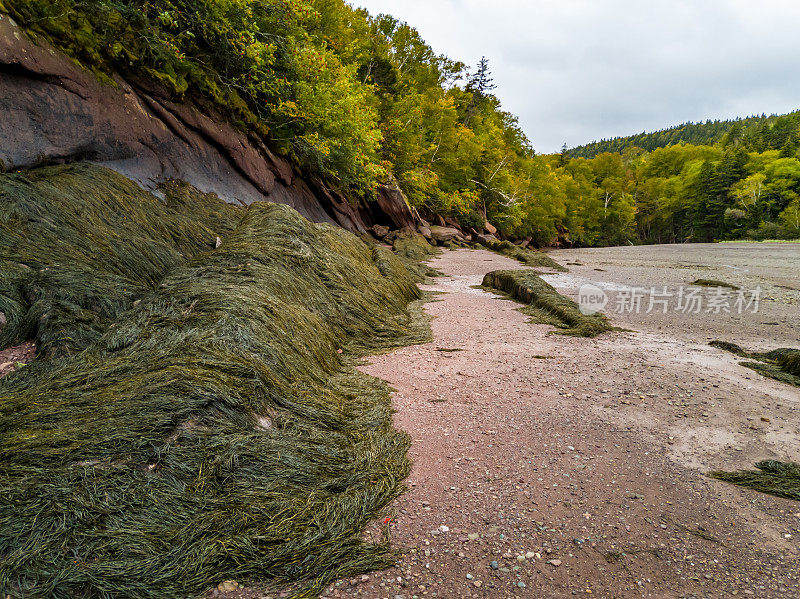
top-left (483, 240), bottom-right (568, 272)
top-left (710, 341), bottom-right (800, 387)
top-left (0, 165), bottom-right (430, 598)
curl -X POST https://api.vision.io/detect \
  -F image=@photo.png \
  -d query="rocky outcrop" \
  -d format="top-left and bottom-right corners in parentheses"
top-left (374, 183), bottom-right (417, 229)
top-left (0, 14), bottom-right (411, 233)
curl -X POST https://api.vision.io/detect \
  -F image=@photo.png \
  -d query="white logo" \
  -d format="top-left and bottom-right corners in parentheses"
top-left (578, 283), bottom-right (608, 315)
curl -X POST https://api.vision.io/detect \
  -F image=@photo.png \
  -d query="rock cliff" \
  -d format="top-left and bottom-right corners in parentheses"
top-left (0, 14), bottom-right (416, 232)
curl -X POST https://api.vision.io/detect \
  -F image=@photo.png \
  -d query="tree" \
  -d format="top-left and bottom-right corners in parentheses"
top-left (463, 56), bottom-right (496, 125)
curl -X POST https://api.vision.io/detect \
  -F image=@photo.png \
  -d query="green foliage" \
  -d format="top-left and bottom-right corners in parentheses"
top-left (458, 209), bottom-right (485, 230)
top-left (3, 0), bottom-right (799, 245)
top-left (0, 164), bottom-right (430, 598)
top-left (3, 0), bottom-right (384, 189)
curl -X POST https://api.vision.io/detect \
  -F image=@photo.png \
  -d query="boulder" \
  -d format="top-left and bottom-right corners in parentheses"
top-left (429, 225), bottom-right (460, 243)
top-left (484, 221), bottom-right (498, 235)
top-left (443, 215), bottom-right (463, 229)
top-left (476, 233), bottom-right (498, 245)
top-left (418, 225), bottom-right (432, 239)
top-left (370, 224), bottom-right (390, 238)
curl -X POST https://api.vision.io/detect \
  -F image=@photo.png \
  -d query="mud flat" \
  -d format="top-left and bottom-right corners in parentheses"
top-left (547, 242), bottom-right (800, 348)
top-left (320, 245), bottom-right (800, 599)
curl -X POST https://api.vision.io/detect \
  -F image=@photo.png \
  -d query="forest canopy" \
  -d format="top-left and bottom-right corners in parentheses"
top-left (2, 0), bottom-right (799, 245)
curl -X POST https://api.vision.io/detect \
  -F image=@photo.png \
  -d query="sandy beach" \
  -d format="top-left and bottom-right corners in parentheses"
top-left (319, 244), bottom-right (800, 599)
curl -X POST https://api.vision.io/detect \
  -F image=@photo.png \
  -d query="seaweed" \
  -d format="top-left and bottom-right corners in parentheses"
top-left (392, 234), bottom-right (440, 281)
top-left (710, 341), bottom-right (800, 387)
top-left (690, 279), bottom-right (740, 290)
top-left (0, 164), bottom-right (241, 358)
top-left (709, 460), bottom-right (800, 502)
top-left (483, 240), bottom-right (567, 272)
top-left (482, 270), bottom-right (612, 337)
top-left (0, 166), bottom-right (431, 598)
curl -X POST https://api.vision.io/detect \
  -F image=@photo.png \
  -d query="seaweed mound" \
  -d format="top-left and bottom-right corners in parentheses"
top-left (484, 240), bottom-right (567, 272)
top-left (391, 233), bottom-right (440, 281)
top-left (709, 341), bottom-right (800, 387)
top-left (0, 166), bottom-right (429, 598)
top-left (482, 270), bottom-right (611, 337)
top-left (0, 163), bottom-right (242, 358)
top-left (690, 279), bottom-right (740, 290)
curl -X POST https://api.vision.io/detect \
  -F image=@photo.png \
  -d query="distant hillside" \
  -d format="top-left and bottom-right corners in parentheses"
top-left (569, 110), bottom-right (800, 158)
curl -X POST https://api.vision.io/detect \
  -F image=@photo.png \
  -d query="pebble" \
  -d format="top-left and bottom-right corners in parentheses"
top-left (217, 580), bottom-right (239, 592)
top-left (490, 561), bottom-right (499, 570)
top-left (466, 573), bottom-right (474, 580)
top-left (548, 559), bottom-right (562, 567)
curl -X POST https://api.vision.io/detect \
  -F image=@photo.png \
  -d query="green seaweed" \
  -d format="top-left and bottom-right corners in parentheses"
top-left (710, 341), bottom-right (800, 387)
top-left (483, 240), bottom-right (567, 272)
top-left (691, 279), bottom-right (740, 290)
top-left (0, 164), bottom-right (242, 358)
top-left (392, 234), bottom-right (440, 281)
top-left (709, 460), bottom-right (800, 502)
top-left (0, 165), bottom-right (431, 598)
top-left (482, 269), bottom-right (612, 337)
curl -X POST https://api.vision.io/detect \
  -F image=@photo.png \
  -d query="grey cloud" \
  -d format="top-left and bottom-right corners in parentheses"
top-left (356, 0), bottom-right (800, 152)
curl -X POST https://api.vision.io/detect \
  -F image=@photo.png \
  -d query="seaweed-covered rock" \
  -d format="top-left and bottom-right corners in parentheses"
top-left (482, 270), bottom-right (612, 337)
top-left (484, 239), bottom-right (567, 272)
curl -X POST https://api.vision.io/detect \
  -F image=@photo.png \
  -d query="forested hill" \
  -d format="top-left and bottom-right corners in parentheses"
top-left (569, 111), bottom-right (800, 158)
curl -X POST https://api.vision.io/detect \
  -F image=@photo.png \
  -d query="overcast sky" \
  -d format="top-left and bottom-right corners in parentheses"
top-left (354, 0), bottom-right (800, 154)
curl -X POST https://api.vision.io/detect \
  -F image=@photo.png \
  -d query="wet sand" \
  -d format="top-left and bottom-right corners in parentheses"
top-left (321, 245), bottom-right (800, 599)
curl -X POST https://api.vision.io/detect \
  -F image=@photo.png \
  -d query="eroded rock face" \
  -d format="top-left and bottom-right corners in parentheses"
top-left (0, 15), bottom-right (410, 233)
top-left (375, 184), bottom-right (417, 230)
